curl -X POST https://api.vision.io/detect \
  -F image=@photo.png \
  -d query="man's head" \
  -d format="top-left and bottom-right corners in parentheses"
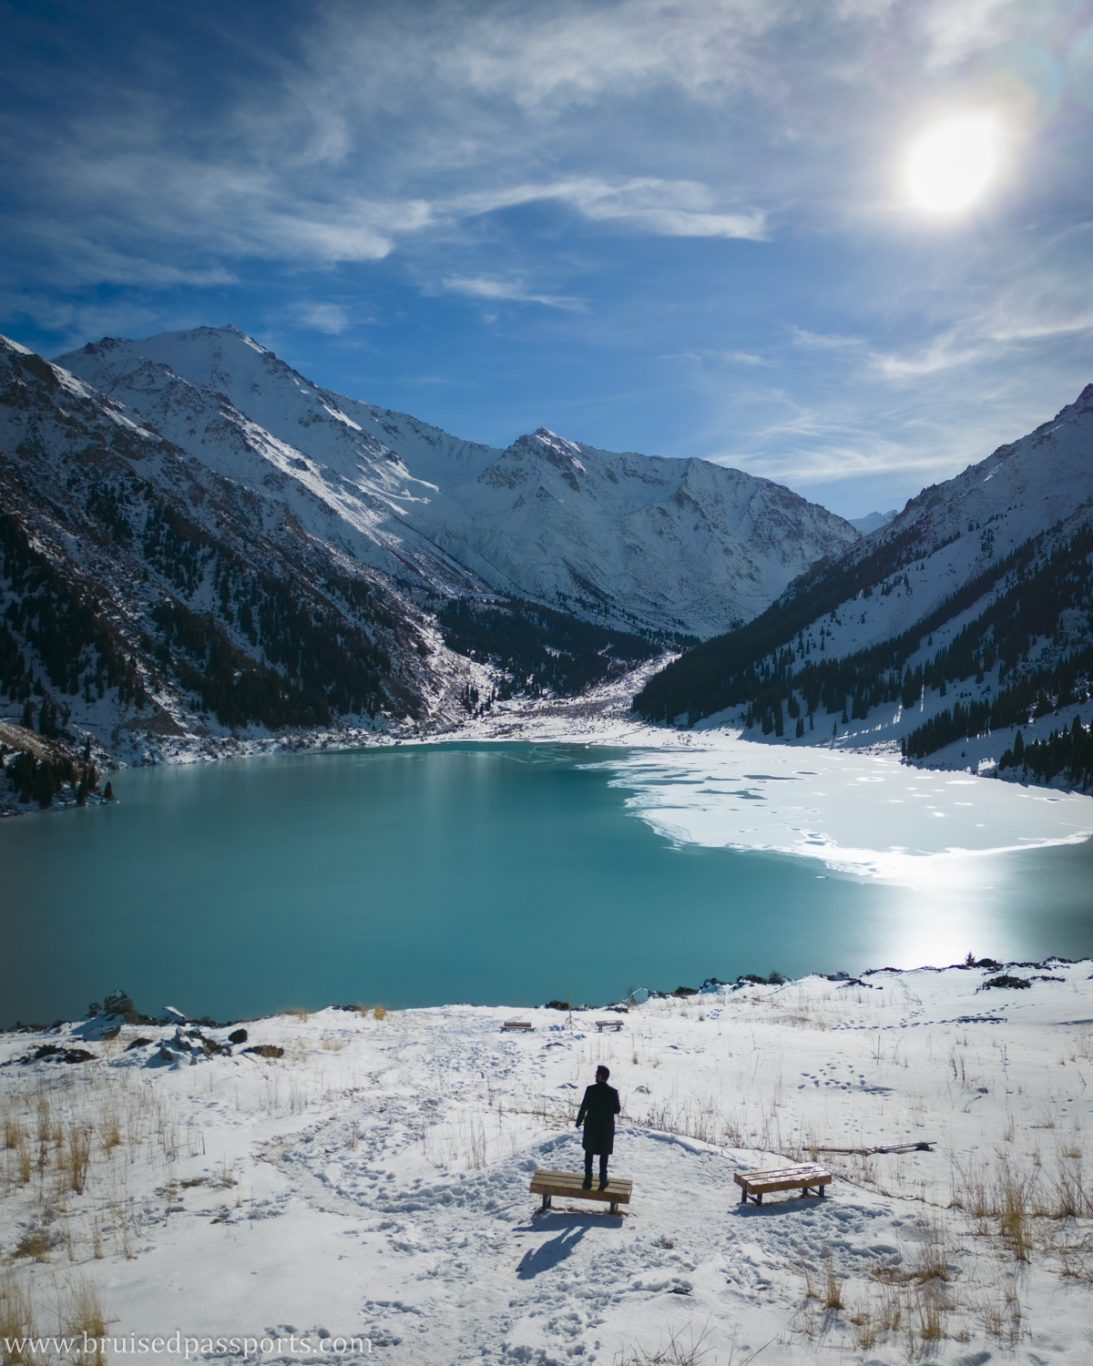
top-left (596, 1065), bottom-right (610, 1082)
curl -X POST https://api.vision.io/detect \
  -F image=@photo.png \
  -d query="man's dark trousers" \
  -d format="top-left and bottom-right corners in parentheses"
top-left (584, 1151), bottom-right (608, 1184)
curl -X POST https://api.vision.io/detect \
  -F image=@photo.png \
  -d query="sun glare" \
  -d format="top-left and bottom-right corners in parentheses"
top-left (905, 114), bottom-right (1001, 216)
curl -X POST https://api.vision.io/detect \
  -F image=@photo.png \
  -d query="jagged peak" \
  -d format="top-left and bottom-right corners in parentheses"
top-left (526, 427), bottom-right (583, 455)
top-left (0, 334), bottom-right (37, 358)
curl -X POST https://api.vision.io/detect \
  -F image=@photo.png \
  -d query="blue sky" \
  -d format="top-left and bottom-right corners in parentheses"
top-left (1, 0), bottom-right (1090, 517)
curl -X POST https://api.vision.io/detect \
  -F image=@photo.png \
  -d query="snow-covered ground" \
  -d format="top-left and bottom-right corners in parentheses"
top-left (2, 963), bottom-right (1091, 1364)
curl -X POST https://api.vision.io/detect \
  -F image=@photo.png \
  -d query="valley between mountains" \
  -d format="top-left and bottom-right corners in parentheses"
top-left (1, 326), bottom-right (1090, 812)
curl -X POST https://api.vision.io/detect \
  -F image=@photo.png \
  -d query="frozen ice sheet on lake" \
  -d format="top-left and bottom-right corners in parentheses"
top-left (585, 739), bottom-right (1093, 882)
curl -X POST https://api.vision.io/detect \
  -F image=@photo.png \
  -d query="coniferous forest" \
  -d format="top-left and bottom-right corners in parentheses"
top-left (634, 521), bottom-right (1093, 787)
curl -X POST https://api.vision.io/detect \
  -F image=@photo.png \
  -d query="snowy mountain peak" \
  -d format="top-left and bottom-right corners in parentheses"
top-left (850, 509), bottom-right (899, 535)
top-left (53, 325), bottom-right (860, 639)
top-left (0, 333), bottom-right (35, 358)
top-left (529, 427), bottom-right (582, 454)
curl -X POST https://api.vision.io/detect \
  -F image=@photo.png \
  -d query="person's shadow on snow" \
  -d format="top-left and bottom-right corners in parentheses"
top-left (516, 1224), bottom-right (589, 1278)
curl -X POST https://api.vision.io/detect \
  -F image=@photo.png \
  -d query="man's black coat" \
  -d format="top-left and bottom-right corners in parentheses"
top-left (576, 1081), bottom-right (620, 1155)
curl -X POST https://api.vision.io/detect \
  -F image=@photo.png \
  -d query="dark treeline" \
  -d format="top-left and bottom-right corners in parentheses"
top-left (2, 455), bottom-right (416, 737)
top-left (900, 650), bottom-right (1092, 760)
top-left (0, 734), bottom-right (102, 810)
top-left (437, 596), bottom-right (656, 704)
top-left (633, 520), bottom-right (939, 724)
top-left (1, 512), bottom-right (147, 710)
top-left (634, 522), bottom-right (1093, 774)
top-left (998, 718), bottom-right (1093, 788)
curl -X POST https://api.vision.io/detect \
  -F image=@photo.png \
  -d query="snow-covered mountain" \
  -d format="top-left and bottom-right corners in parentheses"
top-left (0, 334), bottom-right (480, 775)
top-left (59, 326), bottom-right (860, 639)
top-left (636, 385), bottom-right (1093, 787)
top-left (4, 326), bottom-right (858, 784)
top-left (850, 509), bottom-right (897, 535)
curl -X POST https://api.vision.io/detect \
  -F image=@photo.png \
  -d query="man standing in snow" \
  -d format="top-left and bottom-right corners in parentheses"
top-left (576, 1064), bottom-right (621, 1189)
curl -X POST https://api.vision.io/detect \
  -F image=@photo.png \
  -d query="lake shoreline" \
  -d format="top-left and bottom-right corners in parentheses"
top-left (3, 952), bottom-right (1090, 1036)
top-left (6, 655), bottom-right (1093, 816)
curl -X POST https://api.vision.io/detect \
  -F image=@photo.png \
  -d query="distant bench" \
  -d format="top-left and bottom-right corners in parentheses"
top-left (595, 1019), bottom-right (624, 1032)
top-left (530, 1169), bottom-right (633, 1216)
top-left (734, 1164), bottom-right (832, 1205)
top-left (502, 1020), bottom-right (533, 1031)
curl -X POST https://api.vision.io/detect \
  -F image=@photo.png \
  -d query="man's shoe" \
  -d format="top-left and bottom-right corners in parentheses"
top-left (582, 1177), bottom-right (592, 1190)
top-left (599, 1177), bottom-right (609, 1190)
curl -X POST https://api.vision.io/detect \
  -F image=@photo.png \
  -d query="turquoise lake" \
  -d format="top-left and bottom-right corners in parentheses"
top-left (2, 742), bottom-right (1091, 1025)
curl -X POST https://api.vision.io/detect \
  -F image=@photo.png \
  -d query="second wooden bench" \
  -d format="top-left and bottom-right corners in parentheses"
top-left (734, 1163), bottom-right (832, 1205)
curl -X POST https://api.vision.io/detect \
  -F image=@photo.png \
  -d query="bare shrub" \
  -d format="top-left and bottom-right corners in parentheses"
top-left (823, 1261), bottom-right (844, 1311)
top-left (1042, 1152), bottom-right (1089, 1219)
top-left (12, 1227), bottom-right (54, 1262)
top-left (976, 1284), bottom-right (1023, 1348)
top-left (64, 1127), bottom-right (93, 1195)
top-left (0, 1276), bottom-right (39, 1364)
top-left (64, 1277), bottom-right (108, 1366)
top-left (613, 1321), bottom-right (712, 1364)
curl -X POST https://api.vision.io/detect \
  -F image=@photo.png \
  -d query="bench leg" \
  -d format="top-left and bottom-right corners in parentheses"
top-left (539, 1193), bottom-right (551, 1213)
top-left (610, 1202), bottom-right (619, 1215)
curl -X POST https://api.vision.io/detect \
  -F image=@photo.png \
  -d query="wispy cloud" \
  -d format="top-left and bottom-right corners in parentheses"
top-left (664, 348), bottom-right (771, 367)
top-left (870, 337), bottom-right (985, 379)
top-left (791, 326), bottom-right (865, 351)
top-left (291, 302), bottom-right (352, 335)
top-left (450, 177), bottom-right (766, 240)
top-left (441, 276), bottom-right (586, 311)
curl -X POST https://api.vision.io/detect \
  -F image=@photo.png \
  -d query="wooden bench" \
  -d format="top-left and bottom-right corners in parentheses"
top-left (595, 1019), bottom-right (624, 1032)
top-left (530, 1169), bottom-right (633, 1216)
top-left (734, 1163), bottom-right (832, 1205)
top-left (502, 1020), bottom-right (533, 1031)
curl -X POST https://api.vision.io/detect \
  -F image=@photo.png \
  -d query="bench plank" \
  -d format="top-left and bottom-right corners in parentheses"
top-left (530, 1169), bottom-right (632, 1215)
top-left (502, 1020), bottom-right (533, 1030)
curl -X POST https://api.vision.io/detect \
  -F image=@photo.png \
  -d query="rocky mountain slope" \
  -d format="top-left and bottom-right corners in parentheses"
top-left (0, 335), bottom-right (481, 792)
top-left (635, 385), bottom-right (1093, 788)
top-left (59, 326), bottom-right (860, 640)
top-left (4, 328), bottom-right (861, 803)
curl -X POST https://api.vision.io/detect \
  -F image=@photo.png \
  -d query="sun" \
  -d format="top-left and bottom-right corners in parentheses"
top-left (904, 114), bottom-right (1001, 216)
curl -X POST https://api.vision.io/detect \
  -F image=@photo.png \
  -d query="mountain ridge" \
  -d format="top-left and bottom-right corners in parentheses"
top-left (58, 326), bottom-right (860, 640)
top-left (634, 382), bottom-right (1093, 788)
top-left (3, 326), bottom-right (855, 807)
